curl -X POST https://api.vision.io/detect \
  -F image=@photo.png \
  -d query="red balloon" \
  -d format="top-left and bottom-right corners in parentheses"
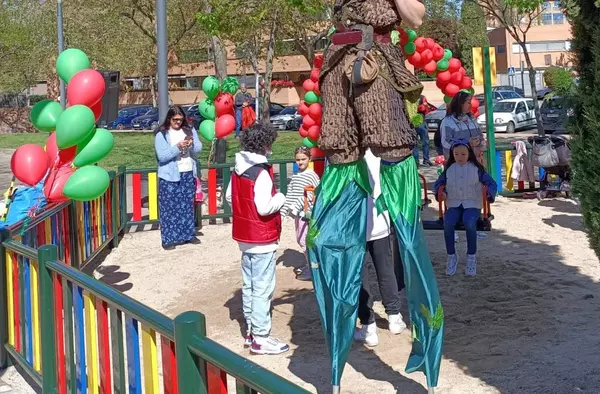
top-left (414, 37), bottom-right (426, 52)
top-left (408, 52), bottom-right (423, 68)
top-left (432, 44), bottom-right (445, 61)
top-left (460, 76), bottom-right (473, 90)
top-left (473, 110), bottom-right (481, 118)
top-left (445, 83), bottom-right (460, 97)
top-left (424, 38), bottom-right (436, 50)
top-left (399, 30), bottom-right (409, 46)
top-left (308, 103), bottom-right (322, 119)
top-left (11, 144), bottom-right (50, 186)
top-left (450, 72), bottom-right (463, 85)
top-left (448, 58), bottom-right (462, 73)
top-left (298, 101), bottom-right (310, 116)
top-left (46, 132), bottom-right (76, 167)
top-left (91, 101), bottom-right (102, 121)
top-left (67, 69), bottom-right (106, 107)
top-left (471, 97), bottom-right (480, 109)
top-left (303, 114), bottom-right (316, 129)
top-left (307, 125), bottom-right (321, 140)
top-left (43, 165), bottom-right (74, 203)
top-left (313, 81), bottom-right (321, 96)
top-left (459, 67), bottom-right (466, 76)
top-left (214, 93), bottom-right (234, 117)
top-left (437, 70), bottom-right (452, 83)
top-left (423, 60), bottom-right (437, 75)
top-left (436, 79), bottom-right (447, 90)
top-left (299, 126), bottom-right (309, 138)
top-left (421, 49), bottom-right (433, 65)
top-left (313, 55), bottom-right (323, 69)
top-left (302, 79), bottom-right (315, 92)
top-left (310, 68), bottom-right (320, 83)
top-left (215, 114), bottom-right (236, 138)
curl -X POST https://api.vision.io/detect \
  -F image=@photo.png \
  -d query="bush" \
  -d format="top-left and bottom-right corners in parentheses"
top-left (543, 66), bottom-right (574, 96)
top-left (567, 1), bottom-right (600, 257)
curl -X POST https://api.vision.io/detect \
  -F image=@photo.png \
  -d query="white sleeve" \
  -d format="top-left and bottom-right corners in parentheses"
top-left (225, 179), bottom-right (232, 205)
top-left (254, 171), bottom-right (286, 216)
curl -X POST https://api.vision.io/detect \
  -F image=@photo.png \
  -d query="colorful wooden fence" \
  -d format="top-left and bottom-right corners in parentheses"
top-left (494, 145), bottom-right (541, 196)
top-left (0, 243), bottom-right (309, 394)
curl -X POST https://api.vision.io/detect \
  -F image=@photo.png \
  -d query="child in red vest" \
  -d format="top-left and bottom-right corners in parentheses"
top-left (225, 124), bottom-right (289, 355)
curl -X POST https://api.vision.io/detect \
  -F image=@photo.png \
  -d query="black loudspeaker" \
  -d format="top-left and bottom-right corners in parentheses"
top-left (97, 71), bottom-right (120, 128)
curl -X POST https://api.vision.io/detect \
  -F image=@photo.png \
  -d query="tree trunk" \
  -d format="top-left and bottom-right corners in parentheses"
top-left (210, 36), bottom-right (228, 80)
top-left (521, 43), bottom-right (545, 136)
top-left (261, 17), bottom-right (279, 124)
top-left (149, 74), bottom-right (157, 107)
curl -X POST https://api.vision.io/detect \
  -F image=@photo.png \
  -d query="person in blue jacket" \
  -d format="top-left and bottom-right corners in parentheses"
top-left (154, 105), bottom-right (202, 250)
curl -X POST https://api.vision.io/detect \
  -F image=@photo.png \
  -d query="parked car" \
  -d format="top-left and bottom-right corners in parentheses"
top-left (540, 96), bottom-right (573, 134)
top-left (109, 105), bottom-right (153, 130)
top-left (131, 107), bottom-right (159, 130)
top-left (537, 87), bottom-right (552, 100)
top-left (493, 85), bottom-right (525, 96)
top-left (269, 102), bottom-right (286, 117)
top-left (476, 98), bottom-right (537, 133)
top-left (424, 104), bottom-right (447, 132)
top-left (182, 104), bottom-right (204, 129)
top-left (474, 90), bottom-right (522, 104)
top-left (270, 106), bottom-right (300, 130)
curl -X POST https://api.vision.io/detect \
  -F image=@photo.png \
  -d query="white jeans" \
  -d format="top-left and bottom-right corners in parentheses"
top-left (241, 251), bottom-right (276, 337)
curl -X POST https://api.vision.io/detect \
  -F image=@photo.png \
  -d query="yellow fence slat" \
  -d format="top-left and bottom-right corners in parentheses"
top-left (6, 251), bottom-right (14, 346)
top-left (148, 172), bottom-right (158, 220)
top-left (31, 260), bottom-right (41, 372)
top-left (84, 291), bottom-right (99, 394)
top-left (44, 218), bottom-right (51, 245)
top-left (141, 325), bottom-right (160, 394)
top-left (505, 150), bottom-right (514, 191)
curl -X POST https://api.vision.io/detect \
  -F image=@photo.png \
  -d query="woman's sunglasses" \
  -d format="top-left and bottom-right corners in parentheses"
top-left (171, 117), bottom-right (184, 122)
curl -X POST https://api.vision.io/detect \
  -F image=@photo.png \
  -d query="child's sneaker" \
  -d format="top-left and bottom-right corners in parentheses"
top-left (250, 336), bottom-right (290, 355)
top-left (477, 231), bottom-right (488, 240)
top-left (446, 254), bottom-right (459, 275)
top-left (466, 254), bottom-right (477, 276)
top-left (353, 323), bottom-right (378, 347)
top-left (387, 314), bottom-right (407, 334)
top-left (244, 330), bottom-right (253, 347)
top-left (454, 232), bottom-right (459, 243)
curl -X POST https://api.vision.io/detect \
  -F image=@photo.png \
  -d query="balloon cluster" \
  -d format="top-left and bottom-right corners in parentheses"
top-left (298, 55), bottom-right (323, 149)
top-left (197, 76), bottom-right (239, 141)
top-left (398, 28), bottom-right (480, 118)
top-left (13, 48), bottom-right (114, 203)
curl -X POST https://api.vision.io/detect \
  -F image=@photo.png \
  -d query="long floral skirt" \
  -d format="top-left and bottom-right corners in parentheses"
top-left (158, 171), bottom-right (195, 247)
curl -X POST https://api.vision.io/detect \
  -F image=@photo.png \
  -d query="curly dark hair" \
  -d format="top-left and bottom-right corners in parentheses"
top-left (239, 123), bottom-right (278, 155)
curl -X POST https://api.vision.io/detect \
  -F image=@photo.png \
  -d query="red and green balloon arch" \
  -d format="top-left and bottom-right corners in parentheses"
top-left (298, 27), bottom-right (481, 149)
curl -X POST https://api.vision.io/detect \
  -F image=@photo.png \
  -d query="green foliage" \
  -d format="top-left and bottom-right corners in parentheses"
top-left (566, 0), bottom-right (600, 258)
top-left (543, 66), bottom-right (575, 96)
top-left (420, 302), bottom-right (444, 330)
top-left (458, 2), bottom-right (489, 76)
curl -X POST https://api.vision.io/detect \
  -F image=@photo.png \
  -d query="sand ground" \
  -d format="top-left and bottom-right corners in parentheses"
top-left (90, 165), bottom-right (600, 394)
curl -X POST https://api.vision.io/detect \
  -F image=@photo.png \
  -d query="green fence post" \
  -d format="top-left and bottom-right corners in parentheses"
top-left (110, 171), bottom-right (120, 248)
top-left (483, 46), bottom-right (498, 185)
top-left (279, 163), bottom-right (288, 195)
top-left (0, 231), bottom-right (9, 368)
top-left (222, 167), bottom-right (231, 224)
top-left (174, 311), bottom-right (208, 394)
top-left (119, 166), bottom-right (128, 231)
top-left (68, 202), bottom-right (80, 270)
top-left (38, 245), bottom-right (58, 394)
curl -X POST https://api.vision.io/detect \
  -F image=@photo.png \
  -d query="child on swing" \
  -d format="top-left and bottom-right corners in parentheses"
top-left (434, 140), bottom-right (497, 277)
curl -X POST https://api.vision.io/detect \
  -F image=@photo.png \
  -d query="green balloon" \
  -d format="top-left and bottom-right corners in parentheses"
top-left (30, 100), bottom-right (64, 132)
top-left (303, 137), bottom-right (318, 148)
top-left (55, 105), bottom-right (95, 149)
top-left (305, 91), bottom-right (319, 104)
top-left (404, 42), bottom-right (416, 55)
top-left (73, 128), bottom-right (114, 167)
top-left (199, 98), bottom-right (216, 120)
top-left (202, 76), bottom-right (220, 99)
top-left (443, 49), bottom-right (453, 60)
top-left (437, 59), bottom-right (449, 71)
top-left (56, 48), bottom-right (90, 83)
top-left (407, 30), bottom-right (417, 42)
top-left (199, 120), bottom-right (216, 141)
top-left (221, 76), bottom-right (240, 95)
top-left (63, 166), bottom-right (110, 201)
top-left (444, 95), bottom-right (452, 104)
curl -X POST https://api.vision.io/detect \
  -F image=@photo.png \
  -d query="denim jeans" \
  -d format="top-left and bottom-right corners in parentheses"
top-left (235, 108), bottom-right (243, 136)
top-left (241, 251), bottom-right (276, 337)
top-left (412, 125), bottom-right (430, 163)
top-left (444, 205), bottom-right (480, 255)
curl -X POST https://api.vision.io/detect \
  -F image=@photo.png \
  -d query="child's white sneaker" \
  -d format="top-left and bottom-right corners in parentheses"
top-left (454, 232), bottom-right (459, 243)
top-left (250, 336), bottom-right (290, 355)
top-left (446, 254), bottom-right (459, 275)
top-left (466, 254), bottom-right (477, 276)
top-left (353, 323), bottom-right (378, 347)
top-left (477, 231), bottom-right (488, 240)
top-left (387, 314), bottom-right (407, 334)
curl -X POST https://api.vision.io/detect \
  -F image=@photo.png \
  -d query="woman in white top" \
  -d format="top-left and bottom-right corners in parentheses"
top-left (353, 149), bottom-right (407, 347)
top-left (440, 91), bottom-right (484, 160)
top-left (154, 105), bottom-right (203, 250)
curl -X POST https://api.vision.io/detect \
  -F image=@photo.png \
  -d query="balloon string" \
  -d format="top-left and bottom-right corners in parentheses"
top-left (207, 138), bottom-right (217, 169)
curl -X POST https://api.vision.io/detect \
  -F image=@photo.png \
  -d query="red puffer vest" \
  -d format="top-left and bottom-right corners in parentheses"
top-left (231, 163), bottom-right (282, 244)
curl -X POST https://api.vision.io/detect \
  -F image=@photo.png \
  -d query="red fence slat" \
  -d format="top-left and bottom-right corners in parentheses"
top-left (161, 337), bottom-right (178, 394)
top-left (207, 363), bottom-right (228, 394)
top-left (208, 169), bottom-right (217, 216)
top-left (132, 173), bottom-right (142, 221)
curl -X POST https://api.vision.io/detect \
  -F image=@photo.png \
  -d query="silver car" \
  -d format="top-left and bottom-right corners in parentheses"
top-left (424, 104), bottom-right (446, 132)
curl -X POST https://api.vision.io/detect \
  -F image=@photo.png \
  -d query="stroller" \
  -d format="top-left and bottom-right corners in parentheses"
top-left (528, 135), bottom-right (572, 199)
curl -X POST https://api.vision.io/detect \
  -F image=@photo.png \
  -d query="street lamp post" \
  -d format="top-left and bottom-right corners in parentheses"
top-left (156, 0), bottom-right (169, 122)
top-left (57, 0), bottom-right (66, 106)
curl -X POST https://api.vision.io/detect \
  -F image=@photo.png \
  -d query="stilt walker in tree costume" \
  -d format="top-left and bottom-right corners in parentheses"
top-left (305, 0), bottom-right (444, 391)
